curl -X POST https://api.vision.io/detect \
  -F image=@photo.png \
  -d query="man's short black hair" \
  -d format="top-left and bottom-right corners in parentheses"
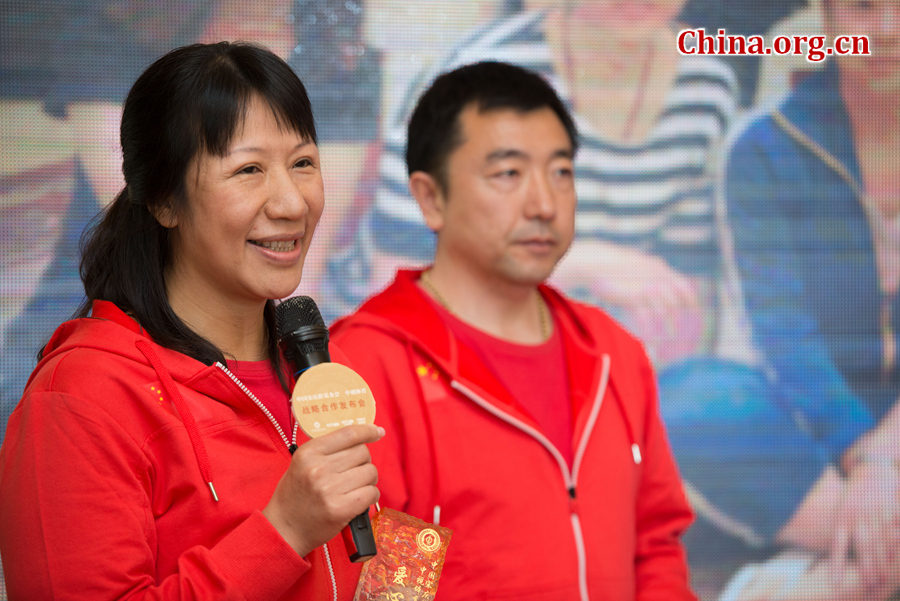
top-left (405, 61), bottom-right (579, 191)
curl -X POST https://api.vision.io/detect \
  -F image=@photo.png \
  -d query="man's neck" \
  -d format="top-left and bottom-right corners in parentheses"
top-left (420, 264), bottom-right (550, 345)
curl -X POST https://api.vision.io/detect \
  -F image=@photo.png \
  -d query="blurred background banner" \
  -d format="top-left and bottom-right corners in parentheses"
top-left (1, 2), bottom-right (898, 600)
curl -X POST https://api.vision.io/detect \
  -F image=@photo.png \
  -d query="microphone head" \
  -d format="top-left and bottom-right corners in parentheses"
top-left (276, 295), bottom-right (325, 336)
top-left (276, 296), bottom-right (330, 370)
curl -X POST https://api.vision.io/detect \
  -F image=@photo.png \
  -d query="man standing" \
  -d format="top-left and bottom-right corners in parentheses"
top-left (331, 61), bottom-right (696, 601)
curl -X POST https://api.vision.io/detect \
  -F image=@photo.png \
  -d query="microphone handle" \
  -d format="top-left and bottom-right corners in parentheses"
top-left (343, 511), bottom-right (377, 562)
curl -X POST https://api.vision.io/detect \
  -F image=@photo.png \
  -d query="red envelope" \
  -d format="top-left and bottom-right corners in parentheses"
top-left (353, 507), bottom-right (452, 601)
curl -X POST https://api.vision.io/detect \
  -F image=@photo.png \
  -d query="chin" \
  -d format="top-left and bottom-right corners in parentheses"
top-left (260, 279), bottom-right (305, 302)
top-left (503, 265), bottom-right (556, 287)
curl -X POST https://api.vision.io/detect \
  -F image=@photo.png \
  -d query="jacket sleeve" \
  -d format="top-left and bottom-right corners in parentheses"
top-left (0, 389), bottom-right (309, 601)
top-left (633, 349), bottom-right (698, 601)
top-left (724, 121), bottom-right (874, 460)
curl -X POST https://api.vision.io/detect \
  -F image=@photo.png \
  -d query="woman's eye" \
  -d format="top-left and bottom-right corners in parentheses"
top-left (237, 165), bottom-right (260, 175)
top-left (294, 158), bottom-right (313, 168)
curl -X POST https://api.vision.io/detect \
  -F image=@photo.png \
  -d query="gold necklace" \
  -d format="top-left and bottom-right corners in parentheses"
top-left (419, 269), bottom-right (552, 341)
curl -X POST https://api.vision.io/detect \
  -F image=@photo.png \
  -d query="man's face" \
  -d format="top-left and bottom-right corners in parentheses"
top-left (826, 0), bottom-right (900, 93)
top-left (428, 104), bottom-right (576, 288)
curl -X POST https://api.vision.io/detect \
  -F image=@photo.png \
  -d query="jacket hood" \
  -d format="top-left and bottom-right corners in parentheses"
top-left (333, 269), bottom-right (604, 366)
top-left (37, 300), bottom-right (218, 389)
top-left (332, 270), bottom-right (642, 440)
top-left (35, 300), bottom-right (239, 502)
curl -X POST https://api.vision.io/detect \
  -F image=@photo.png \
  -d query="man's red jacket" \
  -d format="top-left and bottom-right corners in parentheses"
top-left (331, 270), bottom-right (696, 601)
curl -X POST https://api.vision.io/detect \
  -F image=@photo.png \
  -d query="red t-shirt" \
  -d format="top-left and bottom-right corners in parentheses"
top-left (226, 359), bottom-right (292, 435)
top-left (426, 296), bottom-right (573, 467)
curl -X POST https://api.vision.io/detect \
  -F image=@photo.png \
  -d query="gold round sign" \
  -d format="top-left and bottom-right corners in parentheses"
top-left (291, 362), bottom-right (376, 437)
top-left (416, 528), bottom-right (441, 553)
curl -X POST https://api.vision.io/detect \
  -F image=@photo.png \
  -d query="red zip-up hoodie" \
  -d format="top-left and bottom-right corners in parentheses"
top-left (0, 300), bottom-right (361, 600)
top-left (331, 270), bottom-right (696, 601)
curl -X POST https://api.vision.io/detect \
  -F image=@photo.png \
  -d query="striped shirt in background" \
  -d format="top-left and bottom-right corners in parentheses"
top-left (323, 10), bottom-right (738, 323)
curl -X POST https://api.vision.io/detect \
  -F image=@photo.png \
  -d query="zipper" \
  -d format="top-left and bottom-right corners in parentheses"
top-left (215, 362), bottom-right (336, 598)
top-left (323, 541), bottom-right (338, 601)
top-left (215, 362), bottom-right (298, 449)
top-left (450, 380), bottom-right (574, 490)
top-left (449, 353), bottom-right (611, 601)
top-left (571, 355), bottom-right (611, 487)
top-left (571, 513), bottom-right (590, 601)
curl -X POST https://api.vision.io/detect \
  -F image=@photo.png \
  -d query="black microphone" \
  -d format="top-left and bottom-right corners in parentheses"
top-left (276, 296), bottom-right (377, 563)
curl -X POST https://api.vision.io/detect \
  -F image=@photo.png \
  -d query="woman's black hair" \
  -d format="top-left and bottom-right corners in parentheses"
top-left (74, 42), bottom-right (317, 382)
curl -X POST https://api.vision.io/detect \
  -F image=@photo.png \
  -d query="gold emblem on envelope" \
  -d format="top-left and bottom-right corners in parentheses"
top-left (415, 529), bottom-right (441, 553)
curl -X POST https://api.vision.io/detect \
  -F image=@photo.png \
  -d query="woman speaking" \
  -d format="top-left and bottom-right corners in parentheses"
top-left (0, 42), bottom-right (382, 599)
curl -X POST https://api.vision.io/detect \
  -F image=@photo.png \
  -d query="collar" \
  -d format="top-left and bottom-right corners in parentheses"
top-left (335, 269), bottom-right (611, 421)
top-left (89, 299), bottom-right (146, 335)
top-left (779, 61), bottom-right (862, 186)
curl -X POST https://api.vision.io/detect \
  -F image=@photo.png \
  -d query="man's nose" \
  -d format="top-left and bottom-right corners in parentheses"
top-left (525, 170), bottom-right (558, 220)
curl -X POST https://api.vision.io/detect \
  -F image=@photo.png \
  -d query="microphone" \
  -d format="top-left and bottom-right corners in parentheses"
top-left (275, 296), bottom-right (378, 563)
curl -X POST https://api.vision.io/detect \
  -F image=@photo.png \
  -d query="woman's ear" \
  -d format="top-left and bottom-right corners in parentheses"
top-left (150, 200), bottom-right (179, 229)
top-left (409, 171), bottom-right (446, 233)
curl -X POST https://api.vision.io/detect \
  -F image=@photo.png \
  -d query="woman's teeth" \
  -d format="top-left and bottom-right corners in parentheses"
top-left (251, 240), bottom-right (296, 252)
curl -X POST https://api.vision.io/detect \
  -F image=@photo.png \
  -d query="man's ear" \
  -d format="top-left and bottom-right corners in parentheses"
top-left (150, 200), bottom-right (179, 229)
top-left (409, 171), bottom-right (446, 233)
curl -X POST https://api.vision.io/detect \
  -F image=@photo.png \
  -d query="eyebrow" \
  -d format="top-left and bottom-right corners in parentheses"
top-left (226, 140), bottom-right (314, 156)
top-left (485, 147), bottom-right (574, 162)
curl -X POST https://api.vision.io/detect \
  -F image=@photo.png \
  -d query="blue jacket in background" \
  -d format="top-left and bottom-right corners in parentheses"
top-left (725, 61), bottom-right (893, 462)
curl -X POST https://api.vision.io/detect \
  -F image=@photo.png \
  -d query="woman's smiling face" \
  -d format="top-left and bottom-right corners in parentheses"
top-left (161, 94), bottom-right (324, 310)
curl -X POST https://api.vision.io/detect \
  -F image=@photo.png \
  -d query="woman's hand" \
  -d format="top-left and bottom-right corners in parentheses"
top-left (263, 424), bottom-right (384, 556)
